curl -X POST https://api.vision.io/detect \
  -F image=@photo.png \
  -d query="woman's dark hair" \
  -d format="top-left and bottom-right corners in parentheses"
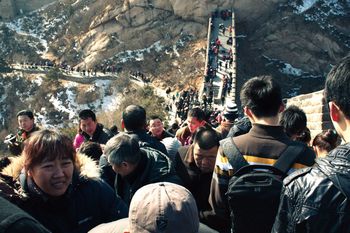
top-left (23, 130), bottom-right (76, 171)
top-left (295, 127), bottom-right (311, 145)
top-left (312, 129), bottom-right (340, 152)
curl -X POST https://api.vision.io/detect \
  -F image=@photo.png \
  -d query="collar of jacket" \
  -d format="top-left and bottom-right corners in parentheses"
top-left (250, 123), bottom-right (289, 140)
top-left (183, 145), bottom-right (203, 174)
top-left (317, 143), bottom-right (350, 171)
top-left (316, 142), bottom-right (350, 198)
top-left (82, 123), bottom-right (104, 141)
top-left (17, 125), bottom-right (40, 140)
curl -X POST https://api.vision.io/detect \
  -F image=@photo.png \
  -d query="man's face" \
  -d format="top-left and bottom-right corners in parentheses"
top-left (18, 115), bottom-right (34, 132)
top-left (187, 116), bottom-right (205, 133)
top-left (193, 143), bottom-right (218, 173)
top-left (149, 118), bottom-right (164, 138)
top-left (80, 117), bottom-right (97, 137)
top-left (111, 162), bottom-right (135, 177)
top-left (28, 157), bottom-right (74, 197)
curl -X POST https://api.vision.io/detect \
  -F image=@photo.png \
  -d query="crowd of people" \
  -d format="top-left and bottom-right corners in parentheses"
top-left (0, 55), bottom-right (349, 233)
top-left (203, 9), bottom-right (235, 109)
top-left (15, 61), bottom-right (153, 81)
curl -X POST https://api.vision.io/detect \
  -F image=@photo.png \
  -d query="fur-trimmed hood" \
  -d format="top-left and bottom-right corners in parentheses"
top-left (0, 153), bottom-right (100, 181)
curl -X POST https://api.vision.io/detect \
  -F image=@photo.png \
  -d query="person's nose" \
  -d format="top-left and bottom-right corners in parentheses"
top-left (53, 165), bottom-right (65, 177)
top-left (202, 158), bottom-right (209, 166)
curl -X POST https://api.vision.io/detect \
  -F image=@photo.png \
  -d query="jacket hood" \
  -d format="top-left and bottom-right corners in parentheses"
top-left (1, 153), bottom-right (100, 180)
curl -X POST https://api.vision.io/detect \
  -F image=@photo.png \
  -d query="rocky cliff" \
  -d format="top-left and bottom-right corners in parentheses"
top-left (0, 0), bottom-right (349, 93)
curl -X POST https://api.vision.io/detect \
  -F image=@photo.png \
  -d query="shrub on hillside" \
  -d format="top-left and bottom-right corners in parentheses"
top-left (111, 85), bottom-right (168, 130)
top-left (46, 67), bottom-right (63, 81)
top-left (0, 58), bottom-right (12, 73)
top-left (76, 86), bottom-right (101, 104)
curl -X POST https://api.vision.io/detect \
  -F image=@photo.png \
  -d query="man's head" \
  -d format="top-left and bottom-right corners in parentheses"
top-left (149, 115), bottom-right (164, 139)
top-left (222, 101), bottom-right (238, 122)
top-left (192, 127), bottom-right (220, 173)
top-left (279, 105), bottom-right (307, 140)
top-left (186, 107), bottom-right (206, 133)
top-left (17, 110), bottom-right (35, 132)
top-left (128, 182), bottom-right (199, 233)
top-left (78, 109), bottom-right (97, 137)
top-left (324, 56), bottom-right (350, 142)
top-left (104, 133), bottom-right (141, 177)
top-left (240, 76), bottom-right (283, 121)
top-left (122, 105), bottom-right (147, 131)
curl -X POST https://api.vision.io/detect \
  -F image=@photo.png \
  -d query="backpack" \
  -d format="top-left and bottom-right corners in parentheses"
top-left (223, 138), bottom-right (304, 233)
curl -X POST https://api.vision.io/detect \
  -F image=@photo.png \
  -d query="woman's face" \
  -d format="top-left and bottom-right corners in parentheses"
top-left (28, 157), bottom-right (74, 197)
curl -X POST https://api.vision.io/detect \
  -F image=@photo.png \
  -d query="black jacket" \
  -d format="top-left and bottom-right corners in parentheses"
top-left (126, 130), bottom-right (168, 155)
top-left (82, 123), bottom-right (113, 144)
top-left (272, 143), bottom-right (350, 233)
top-left (148, 129), bottom-right (174, 141)
top-left (0, 196), bottom-right (50, 233)
top-left (115, 147), bottom-right (182, 206)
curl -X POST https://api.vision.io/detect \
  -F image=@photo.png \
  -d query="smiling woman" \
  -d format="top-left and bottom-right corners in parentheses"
top-left (23, 130), bottom-right (75, 197)
top-left (0, 129), bottom-right (128, 233)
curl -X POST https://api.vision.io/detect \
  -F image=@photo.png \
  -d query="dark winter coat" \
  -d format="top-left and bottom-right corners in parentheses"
top-left (272, 142), bottom-right (350, 233)
top-left (115, 147), bottom-right (182, 206)
top-left (126, 130), bottom-right (168, 155)
top-left (0, 196), bottom-right (50, 233)
top-left (0, 154), bottom-right (128, 233)
top-left (81, 123), bottom-right (113, 144)
top-left (99, 130), bottom-right (170, 189)
top-left (148, 129), bottom-right (174, 141)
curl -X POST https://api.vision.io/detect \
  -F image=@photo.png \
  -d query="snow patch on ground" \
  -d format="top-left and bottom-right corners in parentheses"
top-left (294, 0), bottom-right (318, 14)
top-left (280, 63), bottom-right (303, 76)
top-left (115, 41), bottom-right (163, 62)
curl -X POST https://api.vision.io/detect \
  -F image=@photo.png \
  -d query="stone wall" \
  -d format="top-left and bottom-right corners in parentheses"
top-left (15, 0), bottom-right (56, 13)
top-left (286, 90), bottom-right (333, 140)
top-left (0, 0), bottom-right (56, 20)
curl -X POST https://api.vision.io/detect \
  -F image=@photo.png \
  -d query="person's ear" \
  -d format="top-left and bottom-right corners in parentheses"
top-left (244, 106), bottom-right (253, 118)
top-left (121, 119), bottom-right (125, 130)
top-left (329, 101), bottom-right (341, 122)
top-left (27, 169), bottom-right (33, 178)
top-left (279, 103), bottom-right (285, 113)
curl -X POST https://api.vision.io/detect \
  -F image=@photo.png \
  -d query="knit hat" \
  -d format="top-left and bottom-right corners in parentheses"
top-left (129, 182), bottom-right (199, 233)
top-left (223, 101), bottom-right (238, 120)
